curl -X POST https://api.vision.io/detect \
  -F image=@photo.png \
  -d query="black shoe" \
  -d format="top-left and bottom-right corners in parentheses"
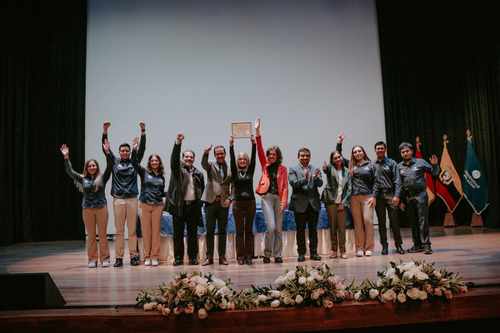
top-left (275, 257), bottom-right (283, 263)
top-left (173, 259), bottom-right (183, 266)
top-left (130, 257), bottom-right (140, 266)
top-left (114, 258), bottom-right (123, 267)
top-left (263, 256), bottom-right (271, 263)
top-left (311, 253), bottom-right (321, 261)
top-left (396, 246), bottom-right (405, 254)
top-left (189, 258), bottom-right (199, 265)
top-left (424, 245), bottom-right (433, 254)
top-left (245, 257), bottom-right (253, 265)
top-left (298, 254), bottom-right (305, 262)
top-left (381, 247), bottom-right (389, 255)
top-left (408, 246), bottom-right (423, 253)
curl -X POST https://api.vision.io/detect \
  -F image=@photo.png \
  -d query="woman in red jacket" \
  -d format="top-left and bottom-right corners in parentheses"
top-left (255, 118), bottom-right (288, 263)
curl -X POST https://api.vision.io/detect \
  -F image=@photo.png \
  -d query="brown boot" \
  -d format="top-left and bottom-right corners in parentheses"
top-left (219, 256), bottom-right (228, 265)
top-left (202, 256), bottom-right (213, 266)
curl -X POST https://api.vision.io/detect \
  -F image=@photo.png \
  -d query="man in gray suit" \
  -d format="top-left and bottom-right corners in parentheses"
top-left (201, 144), bottom-right (233, 265)
top-left (289, 148), bottom-right (323, 262)
top-left (165, 133), bottom-right (205, 266)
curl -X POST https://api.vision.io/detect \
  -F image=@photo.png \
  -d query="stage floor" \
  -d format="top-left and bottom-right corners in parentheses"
top-left (1, 226), bottom-right (499, 307)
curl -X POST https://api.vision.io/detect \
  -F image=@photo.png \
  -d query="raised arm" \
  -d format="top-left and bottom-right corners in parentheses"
top-left (255, 118), bottom-right (267, 167)
top-left (60, 144), bottom-right (83, 183)
top-left (101, 122), bottom-right (114, 158)
top-left (102, 139), bottom-right (114, 184)
top-left (137, 122), bottom-right (147, 163)
top-left (170, 133), bottom-right (183, 175)
top-left (201, 144), bottom-right (212, 171)
top-left (131, 137), bottom-right (145, 177)
top-left (248, 135), bottom-right (257, 175)
top-left (229, 136), bottom-right (237, 175)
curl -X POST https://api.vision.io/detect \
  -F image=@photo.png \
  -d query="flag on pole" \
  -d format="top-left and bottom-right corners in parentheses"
top-left (463, 131), bottom-right (489, 214)
top-left (415, 137), bottom-right (436, 205)
top-left (435, 135), bottom-right (463, 212)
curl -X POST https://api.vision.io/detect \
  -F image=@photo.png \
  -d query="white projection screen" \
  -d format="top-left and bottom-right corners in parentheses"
top-left (86, 0), bottom-right (385, 233)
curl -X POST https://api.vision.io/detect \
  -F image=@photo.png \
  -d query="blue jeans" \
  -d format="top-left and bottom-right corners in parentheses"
top-left (261, 193), bottom-right (284, 258)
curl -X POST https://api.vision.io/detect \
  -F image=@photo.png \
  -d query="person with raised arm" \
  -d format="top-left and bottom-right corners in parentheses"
top-left (131, 137), bottom-right (165, 266)
top-left (229, 134), bottom-right (257, 265)
top-left (398, 142), bottom-right (439, 255)
top-left (165, 133), bottom-right (205, 266)
top-left (201, 141), bottom-right (233, 266)
top-left (60, 140), bottom-right (113, 268)
top-left (102, 121), bottom-right (146, 267)
top-left (254, 118), bottom-right (288, 264)
top-left (322, 150), bottom-right (352, 259)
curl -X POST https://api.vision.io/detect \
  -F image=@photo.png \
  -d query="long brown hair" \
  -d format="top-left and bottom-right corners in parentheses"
top-left (348, 145), bottom-right (371, 176)
top-left (147, 154), bottom-right (165, 175)
top-left (81, 159), bottom-right (101, 191)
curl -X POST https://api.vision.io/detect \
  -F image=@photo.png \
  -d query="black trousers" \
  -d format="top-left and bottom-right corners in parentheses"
top-left (294, 203), bottom-right (319, 256)
top-left (172, 203), bottom-right (199, 260)
top-left (375, 191), bottom-right (403, 248)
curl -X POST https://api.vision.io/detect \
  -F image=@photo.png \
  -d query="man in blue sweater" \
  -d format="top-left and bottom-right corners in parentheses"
top-left (102, 121), bottom-right (146, 267)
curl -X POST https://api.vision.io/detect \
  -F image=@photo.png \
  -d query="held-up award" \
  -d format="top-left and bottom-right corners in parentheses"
top-left (231, 121), bottom-right (252, 138)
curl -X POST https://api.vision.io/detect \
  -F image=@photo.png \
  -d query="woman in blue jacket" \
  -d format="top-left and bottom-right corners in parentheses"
top-left (132, 137), bottom-right (166, 266)
top-left (60, 140), bottom-right (113, 268)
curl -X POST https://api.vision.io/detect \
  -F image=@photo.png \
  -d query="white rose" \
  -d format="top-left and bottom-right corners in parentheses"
top-left (418, 290), bottom-right (428, 300)
top-left (295, 295), bottom-right (303, 304)
top-left (406, 288), bottom-right (420, 300)
top-left (381, 289), bottom-right (397, 302)
top-left (416, 271), bottom-right (429, 281)
top-left (385, 268), bottom-right (396, 278)
top-left (270, 290), bottom-right (281, 298)
top-left (298, 276), bottom-right (307, 284)
top-left (369, 289), bottom-right (379, 299)
top-left (198, 308), bottom-right (208, 320)
top-left (204, 302), bottom-right (214, 311)
top-left (433, 270), bottom-right (442, 279)
top-left (403, 262), bottom-right (416, 271)
top-left (397, 292), bottom-right (407, 303)
top-left (219, 298), bottom-right (227, 309)
top-left (271, 300), bottom-right (280, 308)
top-left (354, 291), bottom-right (362, 301)
top-left (226, 301), bottom-right (235, 310)
top-left (403, 270), bottom-right (415, 279)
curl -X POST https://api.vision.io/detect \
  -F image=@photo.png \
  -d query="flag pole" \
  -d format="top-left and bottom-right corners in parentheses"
top-left (466, 130), bottom-right (484, 228)
top-left (441, 135), bottom-right (456, 227)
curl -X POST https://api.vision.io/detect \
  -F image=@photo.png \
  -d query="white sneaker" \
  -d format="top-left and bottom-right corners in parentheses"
top-left (88, 261), bottom-right (96, 268)
top-left (102, 261), bottom-right (110, 267)
top-left (152, 259), bottom-right (158, 266)
top-left (356, 251), bottom-right (364, 257)
top-left (145, 259), bottom-right (151, 266)
top-left (365, 251), bottom-right (373, 256)
top-left (341, 253), bottom-right (348, 259)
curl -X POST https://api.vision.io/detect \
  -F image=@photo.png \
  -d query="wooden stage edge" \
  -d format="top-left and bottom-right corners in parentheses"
top-left (2, 285), bottom-right (500, 332)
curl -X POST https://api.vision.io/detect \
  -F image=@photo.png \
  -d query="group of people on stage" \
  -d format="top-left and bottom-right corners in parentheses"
top-left (61, 119), bottom-right (440, 268)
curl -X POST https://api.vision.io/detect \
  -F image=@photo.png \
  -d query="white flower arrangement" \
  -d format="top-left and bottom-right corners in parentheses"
top-left (136, 261), bottom-right (469, 318)
top-left (351, 260), bottom-right (469, 303)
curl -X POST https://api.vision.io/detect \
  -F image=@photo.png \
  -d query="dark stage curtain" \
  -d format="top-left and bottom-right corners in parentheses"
top-left (1, 0), bottom-right (87, 245)
top-left (376, 0), bottom-right (500, 227)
